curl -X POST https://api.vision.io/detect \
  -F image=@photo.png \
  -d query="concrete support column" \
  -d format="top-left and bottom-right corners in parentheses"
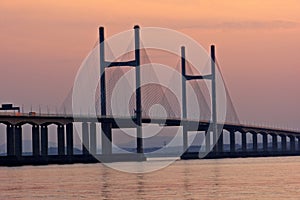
top-left (57, 125), bottom-right (65, 155)
top-left (263, 133), bottom-right (268, 151)
top-left (90, 122), bottom-right (97, 155)
top-left (136, 126), bottom-right (143, 154)
top-left (281, 135), bottom-right (287, 152)
top-left (242, 132), bottom-right (247, 152)
top-left (101, 122), bottom-right (112, 155)
top-left (252, 133), bottom-right (258, 152)
top-left (32, 125), bottom-right (40, 156)
top-left (212, 132), bottom-right (218, 153)
top-left (217, 130), bottom-right (223, 153)
top-left (205, 131), bottom-right (210, 153)
top-left (66, 123), bottom-right (73, 156)
top-left (6, 125), bottom-right (15, 156)
top-left (272, 134), bottom-right (278, 152)
top-left (82, 122), bottom-right (89, 155)
top-left (212, 129), bottom-right (217, 153)
top-left (41, 125), bottom-right (48, 156)
top-left (230, 131), bottom-right (235, 152)
top-left (290, 136), bottom-right (295, 152)
top-left (14, 125), bottom-right (22, 157)
top-left (183, 124), bottom-right (188, 153)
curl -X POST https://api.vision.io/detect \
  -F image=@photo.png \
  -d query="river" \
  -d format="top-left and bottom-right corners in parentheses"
top-left (0, 156), bottom-right (300, 199)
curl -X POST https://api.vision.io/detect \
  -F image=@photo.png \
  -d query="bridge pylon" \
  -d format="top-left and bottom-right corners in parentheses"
top-left (181, 45), bottom-right (218, 153)
top-left (99, 25), bottom-right (143, 154)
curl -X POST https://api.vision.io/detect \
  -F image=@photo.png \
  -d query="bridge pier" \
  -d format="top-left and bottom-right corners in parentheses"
top-left (242, 132), bottom-right (247, 152)
top-left (272, 134), bottom-right (278, 152)
top-left (82, 122), bottom-right (89, 155)
top-left (230, 131), bottom-right (235, 152)
top-left (14, 125), bottom-right (22, 157)
top-left (217, 130), bottom-right (223, 153)
top-left (263, 133), bottom-right (268, 151)
top-left (205, 131), bottom-right (211, 153)
top-left (90, 122), bottom-right (97, 155)
top-left (101, 122), bottom-right (112, 155)
top-left (32, 125), bottom-right (40, 156)
top-left (252, 133), bottom-right (258, 152)
top-left (41, 125), bottom-right (48, 156)
top-left (7, 124), bottom-right (15, 156)
top-left (290, 135), bottom-right (295, 152)
top-left (297, 137), bottom-right (300, 151)
top-left (183, 124), bottom-right (188, 152)
top-left (281, 135), bottom-right (287, 152)
top-left (57, 125), bottom-right (65, 155)
top-left (66, 123), bottom-right (73, 156)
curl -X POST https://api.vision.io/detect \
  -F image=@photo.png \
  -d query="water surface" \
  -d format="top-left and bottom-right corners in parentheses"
top-left (0, 156), bottom-right (300, 199)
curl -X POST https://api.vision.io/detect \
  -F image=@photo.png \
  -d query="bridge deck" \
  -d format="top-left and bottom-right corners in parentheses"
top-left (0, 114), bottom-right (298, 136)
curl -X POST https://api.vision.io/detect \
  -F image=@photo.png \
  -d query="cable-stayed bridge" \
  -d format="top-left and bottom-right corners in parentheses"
top-left (0, 25), bottom-right (299, 166)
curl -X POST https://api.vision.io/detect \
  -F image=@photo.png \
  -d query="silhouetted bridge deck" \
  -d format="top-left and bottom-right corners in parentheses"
top-left (0, 114), bottom-right (300, 166)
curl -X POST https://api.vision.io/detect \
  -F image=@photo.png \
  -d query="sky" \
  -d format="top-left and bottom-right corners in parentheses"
top-left (0, 0), bottom-right (300, 129)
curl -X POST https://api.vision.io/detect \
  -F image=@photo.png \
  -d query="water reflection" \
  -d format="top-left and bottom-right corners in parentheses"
top-left (183, 161), bottom-right (192, 199)
top-left (101, 166), bottom-right (111, 199)
top-left (136, 174), bottom-right (145, 199)
top-left (0, 157), bottom-right (300, 199)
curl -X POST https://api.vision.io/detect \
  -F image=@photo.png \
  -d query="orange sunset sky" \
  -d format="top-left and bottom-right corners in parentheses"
top-left (0, 0), bottom-right (300, 128)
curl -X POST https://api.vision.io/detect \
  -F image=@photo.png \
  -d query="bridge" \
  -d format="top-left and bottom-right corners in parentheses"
top-left (0, 25), bottom-right (299, 166)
